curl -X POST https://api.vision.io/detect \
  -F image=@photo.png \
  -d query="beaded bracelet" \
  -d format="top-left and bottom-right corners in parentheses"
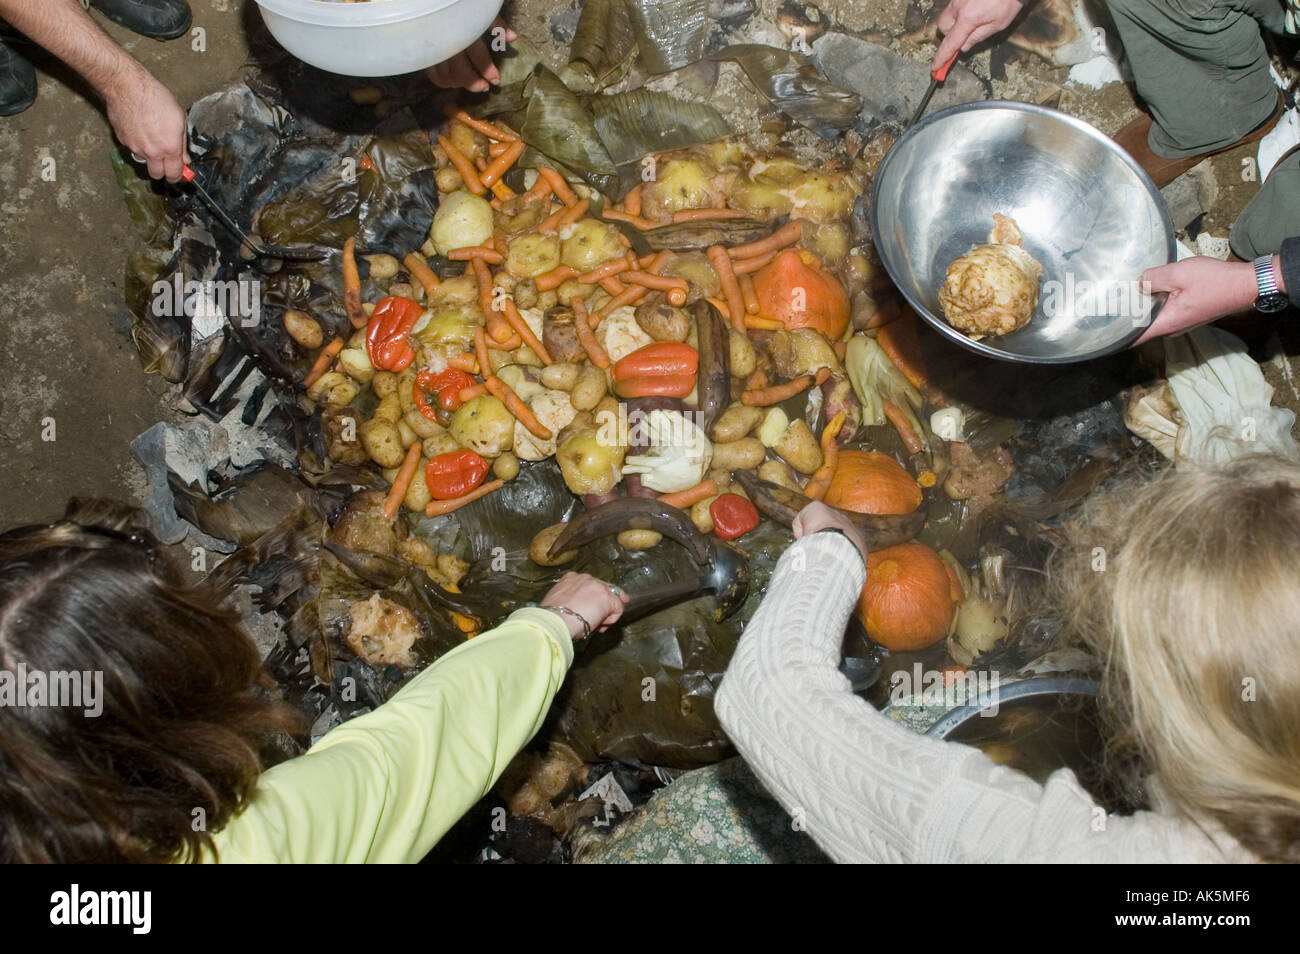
top-left (546, 604), bottom-right (591, 641)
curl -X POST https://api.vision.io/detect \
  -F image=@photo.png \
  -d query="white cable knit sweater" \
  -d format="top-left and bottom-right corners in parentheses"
top-left (715, 532), bottom-right (1254, 863)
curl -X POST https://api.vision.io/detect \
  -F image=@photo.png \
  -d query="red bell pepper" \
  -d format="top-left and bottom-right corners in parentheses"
top-left (425, 449), bottom-right (490, 500)
top-left (709, 493), bottom-right (759, 541)
top-left (366, 296), bottom-right (424, 372)
top-left (611, 342), bottom-right (697, 398)
top-left (415, 368), bottom-right (475, 420)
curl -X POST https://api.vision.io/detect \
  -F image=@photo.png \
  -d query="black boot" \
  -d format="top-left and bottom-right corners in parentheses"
top-left (89, 0), bottom-right (192, 41)
top-left (0, 33), bottom-right (36, 117)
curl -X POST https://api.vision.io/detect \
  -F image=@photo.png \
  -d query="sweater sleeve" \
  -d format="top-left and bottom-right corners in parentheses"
top-left (715, 533), bottom-right (1248, 863)
top-left (1279, 236), bottom-right (1300, 305)
top-left (206, 607), bottom-right (572, 863)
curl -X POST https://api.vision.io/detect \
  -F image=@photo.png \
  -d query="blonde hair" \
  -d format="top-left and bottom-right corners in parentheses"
top-left (1050, 454), bottom-right (1300, 862)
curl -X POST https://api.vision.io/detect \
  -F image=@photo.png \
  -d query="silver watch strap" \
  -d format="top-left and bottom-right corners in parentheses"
top-left (1254, 255), bottom-right (1280, 297)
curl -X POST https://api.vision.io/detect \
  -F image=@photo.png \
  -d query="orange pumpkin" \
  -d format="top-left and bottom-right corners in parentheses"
top-left (753, 249), bottom-right (850, 340)
top-left (823, 450), bottom-right (921, 515)
top-left (855, 542), bottom-right (954, 651)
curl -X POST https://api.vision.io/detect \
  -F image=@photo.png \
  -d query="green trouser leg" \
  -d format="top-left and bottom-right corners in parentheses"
top-left (1105, 0), bottom-right (1284, 158)
top-left (1231, 148), bottom-right (1300, 258)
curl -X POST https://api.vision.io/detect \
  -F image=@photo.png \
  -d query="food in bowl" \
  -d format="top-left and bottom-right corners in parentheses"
top-left (938, 214), bottom-right (1043, 340)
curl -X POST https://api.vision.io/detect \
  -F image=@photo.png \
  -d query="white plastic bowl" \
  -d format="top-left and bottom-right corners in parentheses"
top-left (254, 0), bottom-right (504, 78)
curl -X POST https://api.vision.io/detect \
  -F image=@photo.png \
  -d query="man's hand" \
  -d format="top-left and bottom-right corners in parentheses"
top-left (792, 501), bottom-right (869, 566)
top-left (426, 18), bottom-right (516, 93)
top-left (104, 63), bottom-right (189, 181)
top-left (541, 572), bottom-right (629, 639)
top-left (1134, 256), bottom-right (1266, 344)
top-left (933, 0), bottom-right (1023, 72)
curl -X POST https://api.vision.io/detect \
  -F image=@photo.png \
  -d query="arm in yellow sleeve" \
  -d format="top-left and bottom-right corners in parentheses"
top-left (205, 607), bottom-right (572, 863)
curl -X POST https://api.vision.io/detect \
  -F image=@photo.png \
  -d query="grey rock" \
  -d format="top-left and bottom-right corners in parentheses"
top-left (812, 33), bottom-right (986, 127)
top-left (1160, 164), bottom-right (1218, 232)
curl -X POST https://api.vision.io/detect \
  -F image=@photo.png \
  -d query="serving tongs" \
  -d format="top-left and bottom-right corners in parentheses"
top-left (180, 166), bottom-right (327, 262)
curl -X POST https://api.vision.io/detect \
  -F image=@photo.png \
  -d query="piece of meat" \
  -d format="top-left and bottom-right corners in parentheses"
top-left (939, 214), bottom-right (1043, 339)
top-left (331, 490), bottom-right (398, 557)
top-left (944, 442), bottom-right (1014, 500)
top-left (346, 593), bottom-right (421, 668)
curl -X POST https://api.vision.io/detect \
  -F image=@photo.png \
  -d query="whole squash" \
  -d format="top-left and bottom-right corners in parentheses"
top-left (823, 450), bottom-right (921, 515)
top-left (855, 542), bottom-right (954, 651)
top-left (753, 249), bottom-right (850, 340)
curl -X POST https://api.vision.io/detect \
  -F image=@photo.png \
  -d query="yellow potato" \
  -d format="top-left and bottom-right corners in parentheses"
top-left (569, 364), bottom-right (608, 411)
top-left (403, 408), bottom-right (444, 439)
top-left (711, 437), bottom-right (766, 471)
top-left (540, 362), bottom-right (582, 392)
top-left (423, 433), bottom-right (461, 458)
top-left (360, 418), bottom-right (407, 468)
top-left (690, 495), bottom-right (719, 534)
top-left (306, 371), bottom-right (358, 406)
top-left (506, 232), bottom-right (561, 278)
top-left (283, 309), bottom-right (323, 349)
top-left (337, 348), bottom-right (374, 384)
top-left (529, 524), bottom-right (576, 566)
top-left (712, 404), bottom-right (764, 443)
top-left (775, 419), bottom-right (823, 474)
top-left (372, 370), bottom-right (399, 399)
top-left (365, 253), bottom-right (401, 280)
top-left (729, 330), bottom-right (757, 378)
top-left (373, 394), bottom-right (403, 424)
top-left (758, 458), bottom-right (803, 492)
top-left (404, 464), bottom-right (433, 512)
top-left (493, 451), bottom-right (520, 481)
top-left (618, 529), bottom-right (663, 550)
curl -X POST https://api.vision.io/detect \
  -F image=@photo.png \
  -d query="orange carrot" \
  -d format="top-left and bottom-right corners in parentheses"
top-left (672, 208), bottom-right (747, 223)
top-left (942, 560), bottom-right (965, 604)
top-left (486, 331), bottom-right (523, 351)
top-left (537, 167), bottom-right (578, 207)
top-left (742, 375), bottom-right (813, 406)
top-left (458, 382), bottom-right (488, 404)
top-left (623, 184), bottom-right (643, 216)
top-left (707, 296), bottom-right (733, 324)
top-left (304, 337), bottom-right (344, 388)
top-left (403, 252), bottom-right (441, 298)
top-left (479, 140), bottom-right (524, 187)
top-left (814, 367), bottom-right (832, 386)
top-left (449, 246), bottom-right (505, 264)
top-left (539, 197), bottom-right (588, 233)
top-left (502, 298), bottom-right (551, 364)
top-left (882, 398), bottom-right (923, 454)
top-left (578, 258), bottom-right (631, 284)
top-left (485, 376), bottom-right (552, 439)
top-left (727, 220), bottom-right (803, 260)
top-left (447, 352), bottom-right (479, 374)
top-left (875, 310), bottom-right (928, 389)
top-left (622, 271), bottom-right (687, 294)
top-left (804, 410), bottom-right (846, 501)
top-left (599, 276), bottom-right (626, 296)
top-left (488, 141), bottom-right (510, 158)
top-left (572, 298), bottom-right (609, 368)
top-left (447, 107), bottom-right (519, 142)
top-left (739, 272), bottom-right (759, 314)
top-left (525, 173), bottom-right (553, 201)
top-left (743, 315), bottom-right (784, 331)
top-left (658, 478), bottom-right (718, 511)
top-left (425, 479), bottom-right (505, 517)
top-left (489, 179), bottom-right (515, 201)
top-left (732, 250), bottom-right (777, 275)
top-left (708, 244), bottom-right (746, 334)
top-left (473, 326), bottom-right (491, 377)
top-left (437, 135), bottom-right (483, 194)
top-left (602, 209), bottom-right (667, 230)
top-left (535, 265), bottom-right (579, 291)
top-left (384, 443), bottom-right (423, 520)
top-left (471, 257), bottom-right (511, 343)
top-left (342, 237), bottom-right (366, 328)
top-left (666, 287), bottom-right (688, 306)
top-left (596, 283), bottom-right (648, 320)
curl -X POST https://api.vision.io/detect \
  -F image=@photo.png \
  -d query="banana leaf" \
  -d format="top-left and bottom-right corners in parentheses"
top-left (709, 44), bottom-right (861, 139)
top-left (624, 0), bottom-right (711, 75)
top-left (504, 66), bottom-right (621, 197)
top-left (584, 88), bottom-right (731, 167)
top-left (569, 0), bottom-right (638, 90)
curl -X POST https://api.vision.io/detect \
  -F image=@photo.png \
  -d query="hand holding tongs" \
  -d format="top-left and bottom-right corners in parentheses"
top-left (907, 51), bottom-right (959, 130)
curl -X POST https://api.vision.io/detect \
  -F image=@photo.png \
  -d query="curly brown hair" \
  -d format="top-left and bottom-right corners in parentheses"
top-left (0, 501), bottom-right (303, 863)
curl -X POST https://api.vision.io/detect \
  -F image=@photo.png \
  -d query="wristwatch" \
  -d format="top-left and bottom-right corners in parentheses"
top-left (1253, 255), bottom-right (1289, 314)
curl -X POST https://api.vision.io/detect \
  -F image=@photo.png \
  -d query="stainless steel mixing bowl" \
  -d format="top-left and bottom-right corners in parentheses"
top-left (870, 101), bottom-right (1175, 363)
